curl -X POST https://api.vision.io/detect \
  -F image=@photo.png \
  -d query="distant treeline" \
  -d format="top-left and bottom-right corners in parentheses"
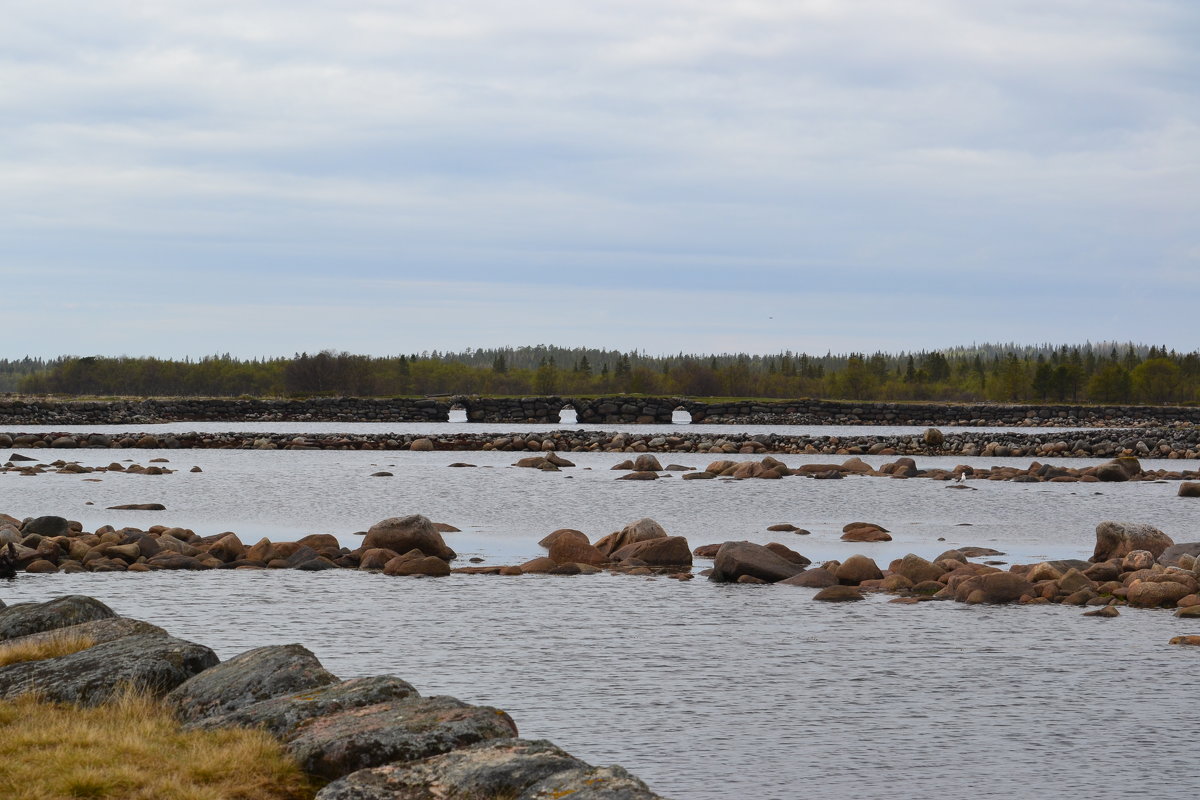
top-left (5, 343), bottom-right (1200, 404)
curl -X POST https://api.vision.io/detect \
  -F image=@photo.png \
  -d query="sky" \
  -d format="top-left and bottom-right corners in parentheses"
top-left (3, 0), bottom-right (1198, 358)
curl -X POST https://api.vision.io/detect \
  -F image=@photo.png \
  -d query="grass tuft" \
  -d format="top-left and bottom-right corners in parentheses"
top-left (0, 633), bottom-right (97, 668)
top-left (0, 689), bottom-right (315, 800)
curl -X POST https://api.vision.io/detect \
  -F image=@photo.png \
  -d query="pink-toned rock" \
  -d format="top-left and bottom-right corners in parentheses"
top-left (594, 518), bottom-right (667, 557)
top-left (548, 537), bottom-right (607, 567)
top-left (358, 548), bottom-right (400, 571)
top-left (835, 555), bottom-right (883, 585)
top-left (611, 536), bottom-right (692, 567)
top-left (363, 515), bottom-right (455, 561)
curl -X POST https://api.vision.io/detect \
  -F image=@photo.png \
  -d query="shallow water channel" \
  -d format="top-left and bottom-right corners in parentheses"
top-left (2, 436), bottom-right (1199, 799)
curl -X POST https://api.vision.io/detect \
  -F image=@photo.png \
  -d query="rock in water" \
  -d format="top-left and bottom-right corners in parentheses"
top-left (594, 518), bottom-right (668, 557)
top-left (362, 515), bottom-right (456, 561)
top-left (1091, 521), bottom-right (1174, 562)
top-left (710, 541), bottom-right (805, 583)
top-left (166, 643), bottom-right (340, 724)
top-left (21, 516), bottom-right (70, 536)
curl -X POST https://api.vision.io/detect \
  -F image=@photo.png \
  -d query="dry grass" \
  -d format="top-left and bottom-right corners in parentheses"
top-left (0, 633), bottom-right (97, 668)
top-left (0, 690), bottom-right (315, 800)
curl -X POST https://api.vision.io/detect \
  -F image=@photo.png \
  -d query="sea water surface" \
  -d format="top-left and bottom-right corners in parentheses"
top-left (2, 440), bottom-right (1198, 798)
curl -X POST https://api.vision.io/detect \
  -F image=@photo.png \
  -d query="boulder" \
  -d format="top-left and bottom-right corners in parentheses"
top-left (548, 536), bottom-right (608, 567)
top-left (835, 555), bottom-right (883, 585)
top-left (763, 543), bottom-right (810, 566)
top-left (513, 764), bottom-right (664, 800)
top-left (813, 586), bottom-right (865, 602)
top-left (0, 595), bottom-right (117, 641)
top-left (841, 527), bottom-right (892, 543)
top-left (611, 537), bottom-right (693, 567)
top-left (1126, 580), bottom-right (1193, 608)
top-left (956, 572), bottom-right (1034, 604)
top-left (1122, 550), bottom-right (1159, 572)
top-left (890, 554), bottom-right (944, 585)
top-left (710, 541), bottom-right (805, 583)
top-left (207, 533), bottom-right (245, 563)
top-left (1092, 522), bottom-right (1173, 562)
top-left (312, 738), bottom-right (590, 800)
top-left (0, 633), bottom-right (217, 705)
top-left (779, 568), bottom-right (837, 588)
top-left (0, 617), bottom-right (164, 651)
top-left (632, 454), bottom-right (663, 472)
top-left (22, 516), bottom-right (70, 537)
top-left (286, 695), bottom-right (518, 780)
top-left (1158, 543), bottom-right (1200, 567)
top-left (384, 555), bottom-right (452, 577)
top-left (1095, 456), bottom-right (1142, 482)
top-left (594, 519), bottom-right (667, 557)
top-left (362, 515), bottom-right (456, 561)
top-left (165, 644), bottom-right (340, 724)
top-left (538, 529), bottom-right (587, 549)
top-left (188, 675), bottom-right (418, 737)
top-left (1026, 562), bottom-right (1064, 583)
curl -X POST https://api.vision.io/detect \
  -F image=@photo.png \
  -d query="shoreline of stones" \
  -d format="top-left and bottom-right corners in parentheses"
top-left (4, 395), bottom-right (1200, 427)
top-left (0, 596), bottom-right (667, 799)
top-left (5, 513), bottom-right (1200, 623)
top-left (6, 424), bottom-right (1200, 459)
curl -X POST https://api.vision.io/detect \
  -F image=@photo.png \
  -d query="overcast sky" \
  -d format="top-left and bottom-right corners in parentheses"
top-left (4, 1), bottom-right (1197, 358)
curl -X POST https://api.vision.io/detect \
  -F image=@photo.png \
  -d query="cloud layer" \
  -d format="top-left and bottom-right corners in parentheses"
top-left (4, 1), bottom-right (1197, 356)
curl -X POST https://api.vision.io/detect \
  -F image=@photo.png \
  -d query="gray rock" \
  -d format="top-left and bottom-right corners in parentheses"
top-left (188, 675), bottom-right (419, 737)
top-left (0, 617), bottom-right (164, 650)
top-left (0, 633), bottom-right (217, 705)
top-left (286, 695), bottom-right (518, 780)
top-left (314, 738), bottom-right (589, 800)
top-left (22, 516), bottom-right (70, 536)
top-left (166, 643), bottom-right (340, 724)
top-left (1158, 542), bottom-right (1200, 567)
top-left (0, 595), bottom-right (117, 641)
top-left (519, 764), bottom-right (665, 799)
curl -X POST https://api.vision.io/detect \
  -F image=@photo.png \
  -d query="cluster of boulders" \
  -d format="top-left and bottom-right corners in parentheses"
top-left (2, 453), bottom-right (185, 477)
top-left (7, 425), bottom-right (1200, 460)
top-left (0, 596), bottom-right (665, 799)
top-left (0, 512), bottom-right (700, 580)
top-left (608, 454), bottom-right (1200, 484)
top-left (0, 513), bottom-right (466, 577)
top-left (695, 521), bottom-right (1200, 614)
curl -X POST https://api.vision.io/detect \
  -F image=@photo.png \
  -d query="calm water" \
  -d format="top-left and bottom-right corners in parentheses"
top-left (2, 442), bottom-right (1199, 799)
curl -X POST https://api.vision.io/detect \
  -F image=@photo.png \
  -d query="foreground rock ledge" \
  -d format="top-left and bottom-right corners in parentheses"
top-left (0, 596), bottom-right (668, 799)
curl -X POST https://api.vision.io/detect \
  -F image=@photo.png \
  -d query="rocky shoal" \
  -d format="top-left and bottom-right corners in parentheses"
top-left (0, 595), bottom-right (667, 799)
top-left (4, 512), bottom-right (1200, 616)
top-left (6, 425), bottom-right (1200, 459)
